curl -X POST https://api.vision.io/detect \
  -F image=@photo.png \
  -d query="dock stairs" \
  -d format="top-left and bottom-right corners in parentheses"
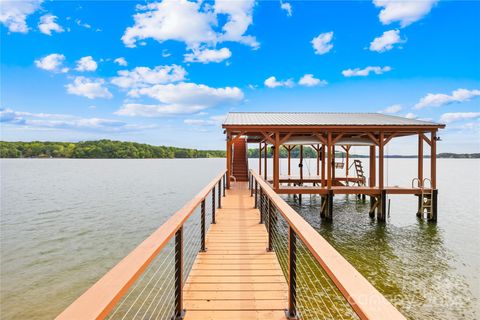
top-left (232, 138), bottom-right (249, 181)
top-left (353, 160), bottom-right (366, 187)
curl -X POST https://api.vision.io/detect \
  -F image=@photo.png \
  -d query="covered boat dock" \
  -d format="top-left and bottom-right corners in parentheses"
top-left (223, 112), bottom-right (445, 221)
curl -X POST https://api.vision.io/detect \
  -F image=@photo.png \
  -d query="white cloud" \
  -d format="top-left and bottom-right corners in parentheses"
top-left (117, 82), bottom-right (244, 117)
top-left (342, 66), bottom-right (392, 77)
top-left (373, 0), bottom-right (437, 27)
top-left (264, 76), bottom-right (294, 88)
top-left (298, 74), bottom-right (327, 87)
top-left (440, 112), bottom-right (480, 123)
top-left (369, 29), bottom-right (404, 52)
top-left (122, 0), bottom-right (216, 48)
top-left (66, 76), bottom-right (112, 99)
top-left (214, 0), bottom-right (258, 48)
top-left (184, 47), bottom-right (232, 64)
top-left (122, 0), bottom-right (258, 50)
top-left (38, 14), bottom-right (64, 35)
top-left (75, 56), bottom-right (98, 72)
top-left (114, 57), bottom-right (128, 66)
top-left (0, 0), bottom-right (41, 33)
top-left (75, 19), bottom-right (91, 29)
top-left (311, 31), bottom-right (333, 55)
top-left (35, 53), bottom-right (69, 73)
top-left (0, 108), bottom-right (150, 132)
top-left (404, 112), bottom-right (417, 119)
top-left (380, 104), bottom-right (402, 114)
top-left (414, 88), bottom-right (480, 109)
top-left (111, 65), bottom-right (187, 89)
top-left (280, 1), bottom-right (292, 17)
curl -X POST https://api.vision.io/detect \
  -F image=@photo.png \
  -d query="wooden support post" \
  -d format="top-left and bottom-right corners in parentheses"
top-left (299, 145), bottom-right (304, 181)
top-left (259, 142), bottom-right (262, 176)
top-left (264, 142), bottom-right (268, 181)
top-left (327, 133), bottom-right (332, 189)
top-left (320, 196), bottom-right (326, 219)
top-left (287, 146), bottom-right (291, 176)
top-left (332, 145), bottom-right (336, 180)
top-left (174, 227), bottom-right (185, 319)
top-left (430, 189), bottom-right (438, 222)
top-left (226, 139), bottom-right (232, 189)
top-left (418, 133), bottom-right (424, 182)
top-left (273, 132), bottom-right (280, 190)
top-left (430, 130), bottom-right (438, 222)
top-left (321, 144), bottom-right (325, 187)
top-left (369, 197), bottom-right (376, 218)
top-left (379, 132), bottom-right (384, 190)
top-left (345, 146), bottom-right (350, 182)
top-left (378, 190), bottom-right (387, 222)
top-left (431, 131), bottom-right (437, 189)
top-left (369, 146), bottom-right (376, 187)
top-left (326, 190), bottom-right (334, 221)
top-left (316, 144), bottom-right (320, 176)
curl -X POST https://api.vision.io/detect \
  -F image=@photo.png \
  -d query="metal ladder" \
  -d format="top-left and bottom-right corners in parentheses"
top-left (412, 178), bottom-right (433, 218)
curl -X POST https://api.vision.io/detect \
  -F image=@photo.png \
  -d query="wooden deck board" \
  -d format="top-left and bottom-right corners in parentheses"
top-left (184, 182), bottom-right (288, 320)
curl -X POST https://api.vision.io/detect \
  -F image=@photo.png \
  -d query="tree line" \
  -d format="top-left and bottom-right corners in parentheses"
top-left (1, 140), bottom-right (476, 159)
top-left (0, 140), bottom-right (226, 158)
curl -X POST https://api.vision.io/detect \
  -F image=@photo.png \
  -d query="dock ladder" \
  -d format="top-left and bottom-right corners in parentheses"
top-left (412, 178), bottom-right (433, 218)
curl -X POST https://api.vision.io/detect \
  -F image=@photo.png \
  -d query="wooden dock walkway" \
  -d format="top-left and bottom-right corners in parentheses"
top-left (184, 182), bottom-right (288, 320)
top-left (57, 171), bottom-right (406, 320)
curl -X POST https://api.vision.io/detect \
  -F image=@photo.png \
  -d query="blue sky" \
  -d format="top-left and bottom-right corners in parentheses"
top-left (1, 0), bottom-right (479, 153)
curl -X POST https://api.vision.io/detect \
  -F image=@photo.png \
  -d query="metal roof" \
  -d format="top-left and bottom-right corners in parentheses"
top-left (223, 112), bottom-right (443, 127)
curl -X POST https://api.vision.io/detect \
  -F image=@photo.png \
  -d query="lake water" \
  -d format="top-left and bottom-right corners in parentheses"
top-left (1, 159), bottom-right (479, 319)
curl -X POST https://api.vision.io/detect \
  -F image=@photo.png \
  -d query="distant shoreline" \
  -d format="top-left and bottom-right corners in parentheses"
top-left (1, 140), bottom-right (478, 159)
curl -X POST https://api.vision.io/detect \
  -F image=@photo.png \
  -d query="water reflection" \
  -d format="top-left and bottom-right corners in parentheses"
top-left (283, 194), bottom-right (477, 319)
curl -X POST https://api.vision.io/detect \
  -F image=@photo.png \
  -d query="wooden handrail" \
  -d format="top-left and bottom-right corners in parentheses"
top-left (56, 170), bottom-right (226, 320)
top-left (250, 170), bottom-right (406, 320)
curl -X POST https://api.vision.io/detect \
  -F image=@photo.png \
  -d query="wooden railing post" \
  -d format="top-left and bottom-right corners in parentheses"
top-left (212, 186), bottom-right (216, 224)
top-left (287, 226), bottom-right (297, 319)
top-left (267, 198), bottom-right (273, 252)
top-left (218, 180), bottom-right (221, 209)
top-left (174, 227), bottom-right (185, 319)
top-left (200, 200), bottom-right (206, 252)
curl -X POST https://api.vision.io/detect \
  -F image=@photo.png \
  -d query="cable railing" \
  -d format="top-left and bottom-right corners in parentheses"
top-left (249, 169), bottom-right (406, 320)
top-left (56, 170), bottom-right (227, 320)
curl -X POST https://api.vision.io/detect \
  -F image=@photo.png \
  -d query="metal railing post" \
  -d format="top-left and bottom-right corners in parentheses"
top-left (287, 226), bottom-right (297, 319)
top-left (250, 174), bottom-right (254, 197)
top-left (223, 174), bottom-right (226, 197)
top-left (174, 227), bottom-right (185, 319)
top-left (259, 188), bottom-right (263, 219)
top-left (254, 181), bottom-right (258, 209)
top-left (212, 186), bottom-right (216, 224)
top-left (218, 181), bottom-right (221, 209)
top-left (200, 200), bottom-right (206, 252)
top-left (268, 198), bottom-right (273, 252)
